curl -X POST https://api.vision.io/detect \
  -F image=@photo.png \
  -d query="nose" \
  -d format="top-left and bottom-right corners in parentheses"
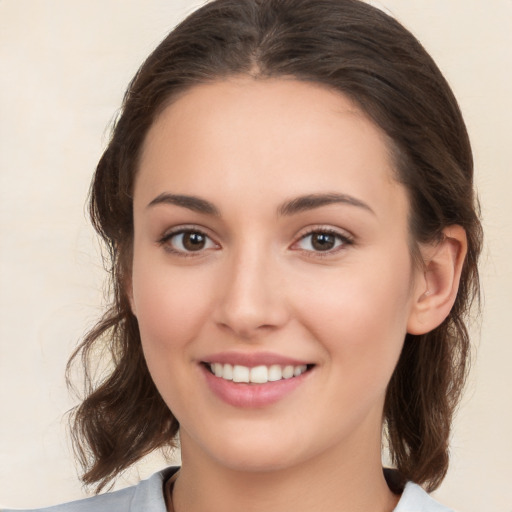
top-left (213, 244), bottom-right (290, 340)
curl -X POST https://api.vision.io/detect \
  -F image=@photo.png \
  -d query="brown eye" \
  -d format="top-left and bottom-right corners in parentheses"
top-left (294, 229), bottom-right (352, 254)
top-left (311, 232), bottom-right (336, 251)
top-left (163, 229), bottom-right (217, 254)
top-left (182, 232), bottom-right (207, 251)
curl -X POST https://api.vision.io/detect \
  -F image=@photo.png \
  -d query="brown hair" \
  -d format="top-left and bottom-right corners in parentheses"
top-left (68, 0), bottom-right (482, 493)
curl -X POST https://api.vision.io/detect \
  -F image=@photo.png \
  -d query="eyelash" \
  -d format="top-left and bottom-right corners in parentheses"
top-left (292, 227), bottom-right (354, 257)
top-left (157, 226), bottom-right (354, 257)
top-left (158, 226), bottom-right (219, 257)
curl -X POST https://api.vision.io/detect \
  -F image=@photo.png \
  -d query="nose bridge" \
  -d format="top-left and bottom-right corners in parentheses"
top-left (215, 238), bottom-right (287, 337)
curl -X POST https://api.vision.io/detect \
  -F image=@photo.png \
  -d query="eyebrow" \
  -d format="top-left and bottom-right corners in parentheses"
top-left (146, 191), bottom-right (374, 217)
top-left (147, 193), bottom-right (220, 216)
top-left (278, 193), bottom-right (375, 216)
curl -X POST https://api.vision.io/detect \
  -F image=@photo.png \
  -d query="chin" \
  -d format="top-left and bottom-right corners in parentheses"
top-left (184, 425), bottom-right (307, 474)
top-left (212, 448), bottom-right (301, 474)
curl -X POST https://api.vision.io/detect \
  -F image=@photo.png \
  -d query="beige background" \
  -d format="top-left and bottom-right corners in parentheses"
top-left (0, 0), bottom-right (510, 510)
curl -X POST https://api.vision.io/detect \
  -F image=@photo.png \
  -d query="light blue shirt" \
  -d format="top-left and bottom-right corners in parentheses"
top-left (2, 467), bottom-right (454, 512)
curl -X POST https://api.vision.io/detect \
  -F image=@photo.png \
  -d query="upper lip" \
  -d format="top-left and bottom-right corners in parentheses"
top-left (201, 351), bottom-right (313, 367)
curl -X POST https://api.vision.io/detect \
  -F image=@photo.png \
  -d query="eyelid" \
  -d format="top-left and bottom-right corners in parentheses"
top-left (157, 224), bottom-right (353, 257)
top-left (290, 225), bottom-right (354, 255)
top-left (158, 225), bottom-right (220, 256)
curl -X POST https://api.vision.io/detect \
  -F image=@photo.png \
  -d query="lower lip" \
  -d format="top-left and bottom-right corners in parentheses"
top-left (201, 365), bottom-right (311, 408)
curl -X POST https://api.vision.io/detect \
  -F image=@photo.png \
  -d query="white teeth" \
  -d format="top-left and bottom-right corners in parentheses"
top-left (294, 364), bottom-right (307, 376)
top-left (223, 363), bottom-right (233, 380)
top-left (250, 365), bottom-right (268, 383)
top-left (282, 365), bottom-right (294, 379)
top-left (213, 363), bottom-right (223, 377)
top-left (232, 365), bottom-right (250, 383)
top-left (209, 362), bottom-right (309, 383)
top-left (268, 364), bottom-right (282, 381)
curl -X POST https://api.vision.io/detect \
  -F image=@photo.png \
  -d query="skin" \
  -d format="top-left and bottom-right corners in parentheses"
top-left (128, 77), bottom-right (464, 512)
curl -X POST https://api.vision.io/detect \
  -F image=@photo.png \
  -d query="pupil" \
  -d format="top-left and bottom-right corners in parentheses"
top-left (312, 233), bottom-right (335, 251)
top-left (183, 232), bottom-right (205, 251)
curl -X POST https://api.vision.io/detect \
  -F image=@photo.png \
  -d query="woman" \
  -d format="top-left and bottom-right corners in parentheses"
top-left (3, 0), bottom-right (482, 510)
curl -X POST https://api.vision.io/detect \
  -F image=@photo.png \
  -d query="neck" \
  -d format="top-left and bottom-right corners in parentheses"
top-left (171, 432), bottom-right (399, 512)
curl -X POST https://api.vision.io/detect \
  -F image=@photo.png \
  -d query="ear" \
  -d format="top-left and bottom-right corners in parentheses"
top-left (407, 225), bottom-right (467, 335)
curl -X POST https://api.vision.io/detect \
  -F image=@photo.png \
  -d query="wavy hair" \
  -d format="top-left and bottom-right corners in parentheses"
top-left (67, 0), bottom-right (482, 493)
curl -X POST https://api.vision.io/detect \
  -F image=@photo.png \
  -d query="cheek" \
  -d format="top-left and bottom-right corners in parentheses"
top-left (131, 254), bottom-right (214, 354)
top-left (288, 263), bottom-right (414, 431)
top-left (130, 255), bottom-right (219, 415)
top-left (290, 255), bottom-right (414, 370)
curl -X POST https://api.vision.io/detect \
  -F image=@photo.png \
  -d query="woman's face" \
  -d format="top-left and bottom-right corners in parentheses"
top-left (130, 78), bottom-right (425, 472)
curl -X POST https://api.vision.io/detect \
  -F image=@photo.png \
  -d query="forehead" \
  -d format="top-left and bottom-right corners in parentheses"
top-left (135, 77), bottom-right (406, 223)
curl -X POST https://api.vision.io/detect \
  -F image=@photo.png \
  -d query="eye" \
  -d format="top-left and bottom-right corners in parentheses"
top-left (293, 229), bottom-right (352, 253)
top-left (159, 228), bottom-right (218, 255)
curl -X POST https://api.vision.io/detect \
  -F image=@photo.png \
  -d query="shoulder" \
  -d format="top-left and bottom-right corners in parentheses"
top-left (395, 482), bottom-right (456, 512)
top-left (1, 467), bottom-right (178, 512)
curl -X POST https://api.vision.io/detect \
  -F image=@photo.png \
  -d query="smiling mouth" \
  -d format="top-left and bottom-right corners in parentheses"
top-left (203, 362), bottom-right (314, 384)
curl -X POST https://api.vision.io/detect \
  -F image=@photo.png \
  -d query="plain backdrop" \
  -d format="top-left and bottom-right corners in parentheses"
top-left (0, 1), bottom-right (511, 510)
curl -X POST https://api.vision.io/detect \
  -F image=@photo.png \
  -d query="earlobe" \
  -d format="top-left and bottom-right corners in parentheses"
top-left (407, 225), bottom-right (467, 335)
